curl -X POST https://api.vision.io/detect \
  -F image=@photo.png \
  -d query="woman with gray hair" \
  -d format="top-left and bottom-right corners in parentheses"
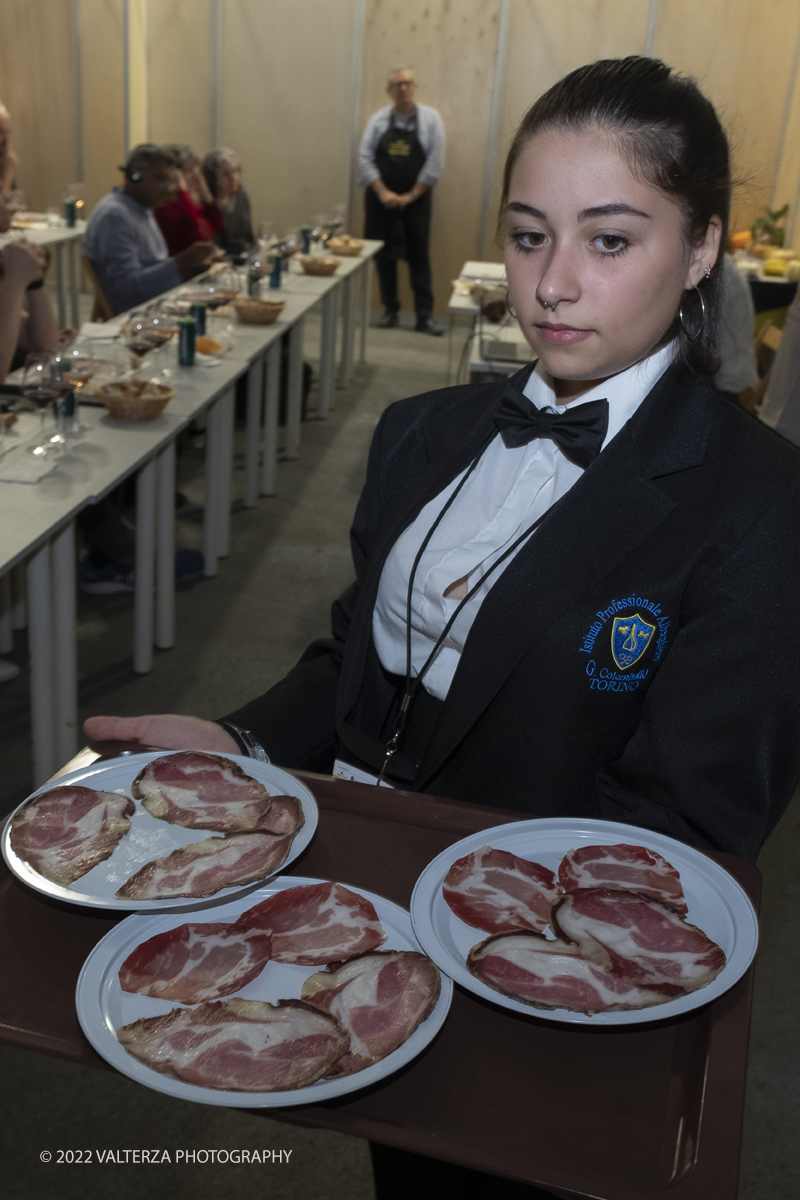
top-left (202, 147), bottom-right (254, 257)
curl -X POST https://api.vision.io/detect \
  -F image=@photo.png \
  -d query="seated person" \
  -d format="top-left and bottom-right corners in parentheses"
top-left (0, 188), bottom-right (12, 234)
top-left (83, 144), bottom-right (216, 316)
top-left (155, 144), bottom-right (225, 256)
top-left (0, 238), bottom-right (59, 382)
top-left (202, 148), bottom-right (254, 257)
top-left (760, 285), bottom-right (800, 443)
top-left (0, 100), bottom-right (18, 198)
top-left (713, 253), bottom-right (758, 402)
top-left (0, 237), bottom-right (59, 684)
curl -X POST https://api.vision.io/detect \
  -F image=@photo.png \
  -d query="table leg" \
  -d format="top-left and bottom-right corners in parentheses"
top-left (68, 239), bottom-right (79, 329)
top-left (244, 356), bottom-right (264, 508)
top-left (0, 573), bottom-right (12, 653)
top-left (26, 542), bottom-right (55, 786)
top-left (318, 291), bottom-right (336, 419)
top-left (54, 242), bottom-right (66, 329)
top-left (260, 341), bottom-right (280, 496)
top-left (285, 319), bottom-right (304, 460)
top-left (359, 259), bottom-right (373, 363)
top-left (338, 275), bottom-right (355, 389)
top-left (10, 563), bottom-right (26, 629)
top-left (216, 388), bottom-right (235, 559)
top-left (156, 442), bottom-right (175, 650)
top-left (52, 521), bottom-right (78, 765)
top-left (203, 397), bottom-right (222, 576)
top-left (133, 458), bottom-right (157, 675)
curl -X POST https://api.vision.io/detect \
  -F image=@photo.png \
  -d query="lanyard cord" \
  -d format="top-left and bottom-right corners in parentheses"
top-left (377, 432), bottom-right (560, 783)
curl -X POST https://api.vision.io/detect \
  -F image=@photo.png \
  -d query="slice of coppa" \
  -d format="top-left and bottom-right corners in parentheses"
top-left (558, 844), bottom-right (687, 914)
top-left (442, 844), bottom-right (560, 935)
top-left (235, 881), bottom-right (387, 964)
top-left (9, 785), bottom-right (134, 886)
top-left (302, 950), bottom-right (441, 1076)
top-left (551, 888), bottom-right (726, 996)
top-left (467, 930), bottom-right (675, 1014)
top-left (116, 998), bottom-right (349, 1091)
top-left (132, 751), bottom-right (272, 833)
top-left (119, 922), bottom-right (272, 1004)
top-left (116, 831), bottom-right (292, 900)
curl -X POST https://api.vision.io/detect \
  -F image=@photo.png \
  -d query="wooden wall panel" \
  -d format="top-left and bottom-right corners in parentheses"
top-left (79, 0), bottom-right (125, 212)
top-left (484, 0), bottom-right (650, 262)
top-left (0, 0), bottom-right (77, 212)
top-left (218, 0), bottom-right (357, 235)
top-left (128, 0), bottom-right (150, 148)
top-left (653, 0), bottom-right (800, 234)
top-left (147, 0), bottom-right (212, 153)
top-left (359, 0), bottom-right (503, 315)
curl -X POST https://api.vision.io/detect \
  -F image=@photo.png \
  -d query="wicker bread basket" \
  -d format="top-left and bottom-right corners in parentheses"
top-left (99, 381), bottom-right (174, 421)
top-left (232, 298), bottom-right (285, 325)
top-left (298, 255), bottom-right (341, 277)
top-left (327, 236), bottom-right (364, 257)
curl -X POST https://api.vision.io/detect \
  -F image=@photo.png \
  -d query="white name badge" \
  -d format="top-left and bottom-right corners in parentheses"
top-left (333, 759), bottom-right (395, 789)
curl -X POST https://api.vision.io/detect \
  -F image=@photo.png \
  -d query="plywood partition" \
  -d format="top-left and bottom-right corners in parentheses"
top-left (218, 0), bottom-right (358, 235)
top-left (652, 0), bottom-right (800, 235)
top-left (148, 0), bottom-right (213, 152)
top-left (358, 0), bottom-right (503, 315)
top-left (0, 0), bottom-right (77, 213)
top-left (128, 0), bottom-right (150, 149)
top-left (483, 0), bottom-right (650, 264)
top-left (79, 0), bottom-right (125, 212)
top-left (5, 0), bottom-right (800, 304)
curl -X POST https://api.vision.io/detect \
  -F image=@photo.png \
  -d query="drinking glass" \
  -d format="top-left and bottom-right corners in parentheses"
top-left (22, 353), bottom-right (64, 457)
top-left (50, 346), bottom-right (94, 440)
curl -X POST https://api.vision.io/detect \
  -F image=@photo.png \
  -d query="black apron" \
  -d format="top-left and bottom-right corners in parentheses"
top-left (365, 110), bottom-right (428, 262)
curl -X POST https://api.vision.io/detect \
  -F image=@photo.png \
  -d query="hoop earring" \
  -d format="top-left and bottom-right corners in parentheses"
top-left (505, 290), bottom-right (517, 319)
top-left (679, 286), bottom-right (706, 340)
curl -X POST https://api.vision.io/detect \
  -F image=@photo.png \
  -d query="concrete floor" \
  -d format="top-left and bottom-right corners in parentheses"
top-left (0, 316), bottom-right (798, 1199)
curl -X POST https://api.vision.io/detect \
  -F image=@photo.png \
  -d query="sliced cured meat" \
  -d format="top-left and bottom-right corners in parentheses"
top-left (116, 831), bottom-right (291, 900)
top-left (442, 844), bottom-right (560, 935)
top-left (119, 922), bottom-right (272, 1004)
top-left (468, 931), bottom-right (674, 1014)
top-left (117, 998), bottom-right (349, 1091)
top-left (132, 751), bottom-right (271, 833)
top-left (559, 844), bottom-right (687, 914)
top-left (9, 786), bottom-right (134, 886)
top-left (552, 889), bottom-right (726, 997)
top-left (302, 951), bottom-right (441, 1076)
top-left (236, 881), bottom-right (387, 965)
top-left (254, 794), bottom-right (305, 837)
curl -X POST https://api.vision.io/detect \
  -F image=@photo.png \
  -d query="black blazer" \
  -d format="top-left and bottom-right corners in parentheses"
top-left (225, 363), bottom-right (800, 862)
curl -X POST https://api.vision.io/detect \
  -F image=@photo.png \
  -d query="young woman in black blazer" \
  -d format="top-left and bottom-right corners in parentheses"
top-left (88, 58), bottom-right (800, 872)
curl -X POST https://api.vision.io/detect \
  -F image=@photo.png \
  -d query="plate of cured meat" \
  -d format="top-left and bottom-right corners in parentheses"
top-left (76, 876), bottom-right (451, 1106)
top-left (1, 751), bottom-right (317, 911)
top-left (410, 818), bottom-right (758, 1026)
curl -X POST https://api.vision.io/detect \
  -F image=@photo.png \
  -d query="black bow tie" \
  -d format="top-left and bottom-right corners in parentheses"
top-left (493, 384), bottom-right (609, 469)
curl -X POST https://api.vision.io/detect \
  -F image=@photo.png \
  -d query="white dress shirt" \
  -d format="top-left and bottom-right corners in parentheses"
top-left (358, 104), bottom-right (446, 189)
top-left (372, 345), bottom-right (675, 701)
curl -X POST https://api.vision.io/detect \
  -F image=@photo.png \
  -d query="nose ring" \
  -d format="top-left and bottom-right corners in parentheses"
top-left (542, 300), bottom-right (559, 311)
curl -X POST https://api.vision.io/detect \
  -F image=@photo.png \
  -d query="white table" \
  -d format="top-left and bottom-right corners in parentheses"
top-left (0, 239), bottom-right (382, 788)
top-left (0, 220), bottom-right (86, 328)
top-left (447, 260), bottom-right (536, 383)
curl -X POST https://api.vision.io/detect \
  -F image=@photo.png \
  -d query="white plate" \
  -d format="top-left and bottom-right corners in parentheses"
top-left (410, 817), bottom-right (758, 1026)
top-left (1, 752), bottom-right (318, 912)
top-left (76, 875), bottom-right (453, 1107)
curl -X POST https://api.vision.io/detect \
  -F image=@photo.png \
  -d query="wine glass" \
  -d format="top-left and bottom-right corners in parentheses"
top-left (22, 352), bottom-right (64, 457)
top-left (50, 346), bottom-right (94, 440)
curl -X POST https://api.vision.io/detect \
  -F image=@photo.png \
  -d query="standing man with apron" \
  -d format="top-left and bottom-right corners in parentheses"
top-left (359, 67), bottom-right (446, 335)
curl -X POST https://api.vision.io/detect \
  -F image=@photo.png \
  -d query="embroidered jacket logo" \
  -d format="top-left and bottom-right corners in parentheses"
top-left (611, 612), bottom-right (656, 670)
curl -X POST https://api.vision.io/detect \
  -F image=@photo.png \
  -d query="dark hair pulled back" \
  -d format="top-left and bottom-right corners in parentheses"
top-left (501, 57), bottom-right (731, 375)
